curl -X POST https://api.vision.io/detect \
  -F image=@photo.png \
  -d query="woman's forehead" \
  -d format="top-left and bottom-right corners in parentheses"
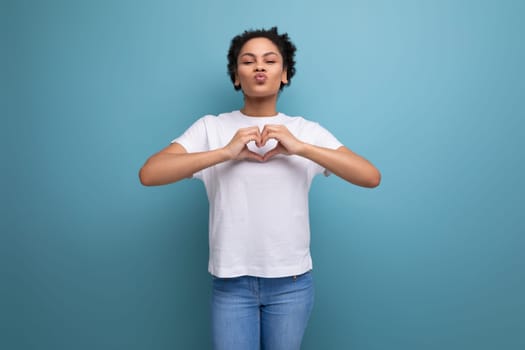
top-left (239, 37), bottom-right (280, 55)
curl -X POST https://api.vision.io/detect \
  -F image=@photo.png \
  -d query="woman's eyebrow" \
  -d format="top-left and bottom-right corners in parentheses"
top-left (239, 51), bottom-right (280, 59)
top-left (239, 53), bottom-right (256, 59)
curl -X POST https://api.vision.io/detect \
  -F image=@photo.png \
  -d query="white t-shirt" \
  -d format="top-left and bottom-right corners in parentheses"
top-left (172, 110), bottom-right (342, 278)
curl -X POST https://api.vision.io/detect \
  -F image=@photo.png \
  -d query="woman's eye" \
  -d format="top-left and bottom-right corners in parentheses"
top-left (266, 61), bottom-right (276, 64)
top-left (242, 61), bottom-right (253, 65)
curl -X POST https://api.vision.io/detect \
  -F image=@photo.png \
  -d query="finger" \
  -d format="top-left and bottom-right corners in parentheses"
top-left (251, 129), bottom-right (263, 143)
top-left (253, 131), bottom-right (262, 147)
top-left (261, 124), bottom-right (280, 132)
top-left (241, 130), bottom-right (262, 146)
top-left (261, 130), bottom-right (281, 146)
top-left (262, 148), bottom-right (280, 161)
top-left (261, 125), bottom-right (276, 138)
top-left (262, 125), bottom-right (289, 141)
top-left (251, 135), bottom-right (263, 147)
top-left (242, 149), bottom-right (264, 162)
top-left (263, 144), bottom-right (286, 161)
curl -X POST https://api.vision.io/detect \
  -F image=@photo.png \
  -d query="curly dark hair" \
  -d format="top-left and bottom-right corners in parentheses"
top-left (227, 27), bottom-right (297, 91)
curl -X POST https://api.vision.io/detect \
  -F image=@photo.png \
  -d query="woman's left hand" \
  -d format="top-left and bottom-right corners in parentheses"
top-left (260, 124), bottom-right (304, 161)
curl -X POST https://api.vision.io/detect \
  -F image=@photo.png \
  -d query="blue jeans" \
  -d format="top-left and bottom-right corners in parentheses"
top-left (211, 271), bottom-right (314, 350)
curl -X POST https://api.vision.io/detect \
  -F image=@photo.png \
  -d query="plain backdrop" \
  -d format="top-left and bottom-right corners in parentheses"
top-left (3, 0), bottom-right (524, 349)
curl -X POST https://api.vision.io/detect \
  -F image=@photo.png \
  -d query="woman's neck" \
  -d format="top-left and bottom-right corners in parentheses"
top-left (241, 95), bottom-right (278, 117)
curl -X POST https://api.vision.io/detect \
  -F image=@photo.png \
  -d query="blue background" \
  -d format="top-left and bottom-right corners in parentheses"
top-left (3, 0), bottom-right (524, 349)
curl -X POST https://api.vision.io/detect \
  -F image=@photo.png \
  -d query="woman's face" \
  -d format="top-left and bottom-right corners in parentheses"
top-left (235, 37), bottom-right (288, 98)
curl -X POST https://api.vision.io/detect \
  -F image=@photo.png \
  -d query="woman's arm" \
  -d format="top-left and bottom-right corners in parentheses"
top-left (260, 124), bottom-right (381, 188)
top-left (139, 143), bottom-right (229, 186)
top-left (139, 126), bottom-right (265, 186)
top-left (298, 145), bottom-right (381, 188)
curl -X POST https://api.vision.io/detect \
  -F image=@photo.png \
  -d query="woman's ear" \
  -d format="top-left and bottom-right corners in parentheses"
top-left (234, 72), bottom-right (240, 87)
top-left (281, 68), bottom-right (288, 85)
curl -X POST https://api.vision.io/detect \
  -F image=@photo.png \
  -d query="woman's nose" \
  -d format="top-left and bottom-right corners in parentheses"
top-left (254, 65), bottom-right (266, 72)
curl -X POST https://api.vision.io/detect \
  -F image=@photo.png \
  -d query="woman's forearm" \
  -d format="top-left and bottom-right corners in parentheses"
top-left (298, 144), bottom-right (381, 188)
top-left (139, 148), bottom-right (230, 186)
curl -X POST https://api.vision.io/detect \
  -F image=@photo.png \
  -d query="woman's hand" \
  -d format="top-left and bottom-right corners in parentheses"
top-left (260, 124), bottom-right (305, 161)
top-left (224, 124), bottom-right (306, 162)
top-left (223, 126), bottom-right (265, 162)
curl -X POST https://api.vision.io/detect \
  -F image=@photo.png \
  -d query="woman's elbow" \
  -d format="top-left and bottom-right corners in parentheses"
top-left (357, 168), bottom-right (381, 188)
top-left (139, 166), bottom-right (155, 186)
top-left (367, 170), bottom-right (381, 188)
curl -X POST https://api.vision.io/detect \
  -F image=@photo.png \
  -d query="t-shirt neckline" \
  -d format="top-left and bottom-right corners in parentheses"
top-left (236, 110), bottom-right (283, 120)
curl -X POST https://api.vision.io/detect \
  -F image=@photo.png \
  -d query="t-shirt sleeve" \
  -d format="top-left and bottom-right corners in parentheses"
top-left (306, 121), bottom-right (344, 177)
top-left (311, 122), bottom-right (343, 150)
top-left (170, 116), bottom-right (211, 153)
top-left (170, 116), bottom-right (212, 180)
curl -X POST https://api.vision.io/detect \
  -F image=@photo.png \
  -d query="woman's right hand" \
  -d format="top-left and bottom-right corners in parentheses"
top-left (223, 126), bottom-right (264, 162)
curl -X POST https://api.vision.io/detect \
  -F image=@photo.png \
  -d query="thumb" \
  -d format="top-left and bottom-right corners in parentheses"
top-left (262, 144), bottom-right (286, 161)
top-left (242, 149), bottom-right (264, 162)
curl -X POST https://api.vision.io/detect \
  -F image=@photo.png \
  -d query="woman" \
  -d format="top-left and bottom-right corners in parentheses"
top-left (139, 27), bottom-right (380, 350)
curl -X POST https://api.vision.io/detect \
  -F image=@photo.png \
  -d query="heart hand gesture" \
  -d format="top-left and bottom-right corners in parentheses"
top-left (223, 124), bottom-right (304, 162)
